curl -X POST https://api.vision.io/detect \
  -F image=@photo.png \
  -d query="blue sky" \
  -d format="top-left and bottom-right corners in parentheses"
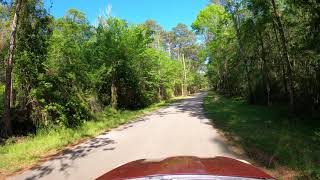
top-left (44, 0), bottom-right (209, 30)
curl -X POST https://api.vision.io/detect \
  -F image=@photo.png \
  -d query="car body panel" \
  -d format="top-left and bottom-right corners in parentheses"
top-left (96, 156), bottom-right (274, 180)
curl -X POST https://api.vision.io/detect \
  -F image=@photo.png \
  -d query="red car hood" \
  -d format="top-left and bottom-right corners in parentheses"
top-left (97, 156), bottom-right (273, 180)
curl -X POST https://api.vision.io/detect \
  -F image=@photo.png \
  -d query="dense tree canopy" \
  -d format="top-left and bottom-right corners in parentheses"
top-left (0, 0), bottom-right (318, 139)
top-left (193, 0), bottom-right (320, 114)
top-left (0, 0), bottom-right (207, 137)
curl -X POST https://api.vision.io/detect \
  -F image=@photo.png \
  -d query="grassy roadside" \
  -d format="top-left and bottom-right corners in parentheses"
top-left (204, 92), bottom-right (320, 179)
top-left (0, 97), bottom-right (184, 177)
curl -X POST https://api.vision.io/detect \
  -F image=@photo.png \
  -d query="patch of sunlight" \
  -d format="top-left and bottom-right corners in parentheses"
top-left (212, 95), bottom-right (220, 102)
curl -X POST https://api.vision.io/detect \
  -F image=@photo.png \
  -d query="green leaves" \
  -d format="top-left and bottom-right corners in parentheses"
top-left (1, 3), bottom-right (206, 134)
top-left (192, 4), bottom-right (230, 35)
top-left (195, 1), bottom-right (320, 176)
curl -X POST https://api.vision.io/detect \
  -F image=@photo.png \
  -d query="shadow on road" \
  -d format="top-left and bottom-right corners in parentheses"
top-left (170, 93), bottom-right (210, 120)
top-left (25, 137), bottom-right (116, 180)
top-left (22, 92), bottom-right (233, 180)
top-left (114, 117), bottom-right (148, 132)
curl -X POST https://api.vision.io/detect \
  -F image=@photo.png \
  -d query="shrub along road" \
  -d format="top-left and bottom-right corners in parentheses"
top-left (10, 93), bottom-right (237, 180)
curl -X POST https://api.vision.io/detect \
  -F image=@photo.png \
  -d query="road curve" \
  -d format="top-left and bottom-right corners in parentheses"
top-left (10, 92), bottom-right (236, 180)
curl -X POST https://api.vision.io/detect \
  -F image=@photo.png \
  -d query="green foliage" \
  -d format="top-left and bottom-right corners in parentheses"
top-left (94, 17), bottom-right (155, 108)
top-left (193, 4), bottom-right (238, 96)
top-left (0, 84), bottom-right (4, 113)
top-left (1, 0), bottom-right (206, 136)
top-left (193, 1), bottom-right (320, 175)
top-left (194, 0), bottom-right (320, 112)
top-left (195, 2), bottom-right (320, 177)
top-left (0, 2), bottom-right (9, 83)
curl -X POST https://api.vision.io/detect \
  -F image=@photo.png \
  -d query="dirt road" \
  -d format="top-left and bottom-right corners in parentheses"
top-left (10, 93), bottom-right (237, 180)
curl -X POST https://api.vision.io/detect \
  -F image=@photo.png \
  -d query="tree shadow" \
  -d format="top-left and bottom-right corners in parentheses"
top-left (25, 137), bottom-right (116, 180)
top-left (114, 117), bottom-right (149, 131)
top-left (115, 93), bottom-right (211, 131)
top-left (211, 136), bottom-right (241, 158)
top-left (172, 93), bottom-right (210, 120)
top-left (22, 92), bottom-right (215, 180)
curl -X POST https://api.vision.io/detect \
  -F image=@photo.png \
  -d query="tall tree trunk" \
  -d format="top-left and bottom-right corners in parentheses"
top-left (111, 79), bottom-right (117, 109)
top-left (167, 42), bottom-right (172, 58)
top-left (270, 0), bottom-right (295, 111)
top-left (271, 20), bottom-right (288, 95)
top-left (157, 38), bottom-right (162, 100)
top-left (223, 58), bottom-right (229, 95)
top-left (232, 13), bottom-right (254, 103)
top-left (258, 31), bottom-right (271, 106)
top-left (245, 59), bottom-right (255, 103)
top-left (2, 0), bottom-right (22, 138)
top-left (182, 54), bottom-right (187, 96)
top-left (316, 61), bottom-right (320, 111)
